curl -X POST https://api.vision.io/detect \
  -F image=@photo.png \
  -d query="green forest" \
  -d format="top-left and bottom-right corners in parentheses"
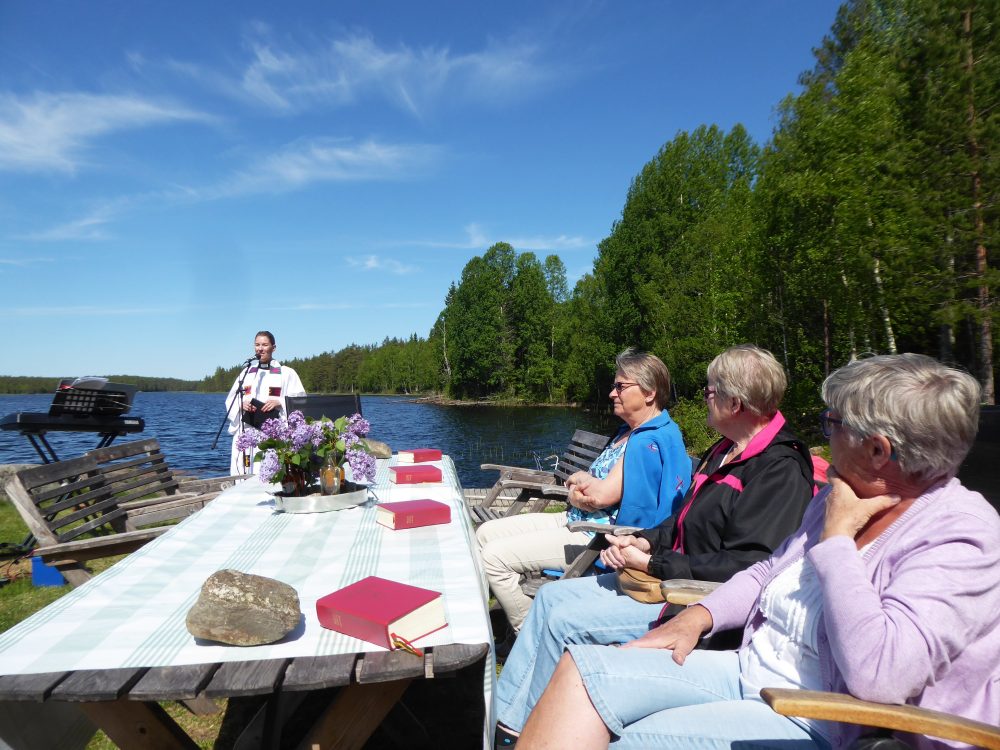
top-left (8, 1), bottom-right (997, 427)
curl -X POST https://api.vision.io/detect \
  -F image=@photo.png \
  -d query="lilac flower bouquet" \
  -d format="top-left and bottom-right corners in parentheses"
top-left (238, 410), bottom-right (377, 494)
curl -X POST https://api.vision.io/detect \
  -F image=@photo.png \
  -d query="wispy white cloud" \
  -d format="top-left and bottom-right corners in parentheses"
top-left (19, 135), bottom-right (438, 239)
top-left (12, 305), bottom-right (180, 317)
top-left (170, 28), bottom-right (559, 117)
top-left (207, 137), bottom-right (441, 197)
top-left (410, 222), bottom-right (592, 252)
top-left (273, 301), bottom-right (427, 311)
top-left (0, 92), bottom-right (213, 174)
top-left (0, 257), bottom-right (55, 266)
top-left (18, 209), bottom-right (116, 242)
top-left (345, 254), bottom-right (417, 275)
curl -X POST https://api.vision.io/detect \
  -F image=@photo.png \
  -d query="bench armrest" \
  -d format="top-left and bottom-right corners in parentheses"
top-left (659, 578), bottom-right (721, 605)
top-left (761, 688), bottom-right (1000, 750)
top-left (480, 463), bottom-right (555, 482)
top-left (566, 522), bottom-right (643, 536)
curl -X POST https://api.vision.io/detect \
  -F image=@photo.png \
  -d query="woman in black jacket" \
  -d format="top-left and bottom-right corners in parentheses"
top-left (493, 344), bottom-right (817, 747)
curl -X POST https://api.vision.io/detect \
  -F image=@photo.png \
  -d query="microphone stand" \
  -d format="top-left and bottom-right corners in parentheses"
top-left (211, 358), bottom-right (256, 451)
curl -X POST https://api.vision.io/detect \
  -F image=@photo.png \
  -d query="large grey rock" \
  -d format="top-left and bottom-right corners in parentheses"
top-left (186, 569), bottom-right (300, 646)
top-left (364, 438), bottom-right (392, 459)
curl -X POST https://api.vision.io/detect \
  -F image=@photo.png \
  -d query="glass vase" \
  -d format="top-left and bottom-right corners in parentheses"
top-left (320, 456), bottom-right (343, 495)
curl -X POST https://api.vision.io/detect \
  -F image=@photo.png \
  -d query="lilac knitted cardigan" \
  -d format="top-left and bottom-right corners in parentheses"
top-left (701, 479), bottom-right (1000, 750)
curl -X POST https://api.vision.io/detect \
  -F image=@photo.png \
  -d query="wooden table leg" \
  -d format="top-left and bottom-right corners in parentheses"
top-left (296, 678), bottom-right (413, 750)
top-left (78, 700), bottom-right (199, 750)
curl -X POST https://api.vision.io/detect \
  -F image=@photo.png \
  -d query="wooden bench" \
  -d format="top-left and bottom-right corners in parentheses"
top-left (472, 429), bottom-right (610, 525)
top-left (86, 438), bottom-right (239, 528)
top-left (4, 439), bottom-right (238, 587)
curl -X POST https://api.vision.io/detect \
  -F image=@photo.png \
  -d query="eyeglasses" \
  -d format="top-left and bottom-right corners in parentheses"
top-left (703, 386), bottom-right (717, 400)
top-left (819, 409), bottom-right (844, 439)
top-left (612, 381), bottom-right (639, 395)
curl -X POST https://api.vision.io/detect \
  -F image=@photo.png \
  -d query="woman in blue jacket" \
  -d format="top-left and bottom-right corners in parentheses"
top-left (476, 349), bottom-right (690, 634)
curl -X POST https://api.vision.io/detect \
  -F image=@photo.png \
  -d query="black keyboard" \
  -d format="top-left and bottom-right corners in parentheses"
top-left (1, 412), bottom-right (145, 435)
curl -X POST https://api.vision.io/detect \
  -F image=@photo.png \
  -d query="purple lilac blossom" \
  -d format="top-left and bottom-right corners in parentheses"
top-left (287, 410), bottom-right (306, 429)
top-left (291, 423), bottom-right (315, 451)
top-left (259, 449), bottom-right (281, 483)
top-left (236, 428), bottom-right (263, 452)
top-left (347, 414), bottom-right (370, 438)
top-left (346, 448), bottom-right (377, 482)
top-left (260, 417), bottom-right (289, 441)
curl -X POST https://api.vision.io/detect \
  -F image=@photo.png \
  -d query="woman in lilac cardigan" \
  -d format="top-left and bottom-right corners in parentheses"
top-left (517, 354), bottom-right (999, 750)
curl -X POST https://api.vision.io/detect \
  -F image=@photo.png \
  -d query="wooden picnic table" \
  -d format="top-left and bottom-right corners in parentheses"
top-left (0, 457), bottom-right (495, 749)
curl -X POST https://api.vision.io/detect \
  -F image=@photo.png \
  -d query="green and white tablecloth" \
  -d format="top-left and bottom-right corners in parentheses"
top-left (0, 457), bottom-right (494, 675)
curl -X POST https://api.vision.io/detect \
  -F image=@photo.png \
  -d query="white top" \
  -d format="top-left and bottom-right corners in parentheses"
top-left (740, 554), bottom-right (828, 739)
top-left (224, 359), bottom-right (306, 436)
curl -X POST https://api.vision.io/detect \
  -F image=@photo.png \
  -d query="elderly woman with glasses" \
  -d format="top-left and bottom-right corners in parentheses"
top-left (493, 344), bottom-right (817, 747)
top-left (518, 354), bottom-right (999, 750)
top-left (477, 348), bottom-right (691, 637)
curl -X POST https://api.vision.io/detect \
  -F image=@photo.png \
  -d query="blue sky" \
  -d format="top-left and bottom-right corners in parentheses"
top-left (1, 0), bottom-right (841, 380)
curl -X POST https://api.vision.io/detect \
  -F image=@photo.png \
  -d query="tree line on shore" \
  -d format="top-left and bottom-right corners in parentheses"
top-left (6, 1), bottom-right (996, 434)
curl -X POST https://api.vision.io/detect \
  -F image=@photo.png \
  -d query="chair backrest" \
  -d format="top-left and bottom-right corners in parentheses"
top-left (86, 438), bottom-right (182, 504)
top-left (552, 430), bottom-right (611, 485)
top-left (284, 394), bottom-right (362, 421)
top-left (959, 405), bottom-right (999, 513)
top-left (5, 456), bottom-right (122, 546)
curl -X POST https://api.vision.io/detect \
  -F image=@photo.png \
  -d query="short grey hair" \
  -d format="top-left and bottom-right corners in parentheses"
top-left (707, 344), bottom-right (787, 417)
top-left (821, 353), bottom-right (982, 482)
top-left (615, 348), bottom-right (671, 410)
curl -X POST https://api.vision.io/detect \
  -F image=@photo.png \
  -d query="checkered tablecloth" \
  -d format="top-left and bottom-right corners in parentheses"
top-left (0, 457), bottom-right (493, 676)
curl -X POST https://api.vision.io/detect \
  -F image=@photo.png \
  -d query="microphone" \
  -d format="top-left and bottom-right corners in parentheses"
top-left (244, 355), bottom-right (258, 364)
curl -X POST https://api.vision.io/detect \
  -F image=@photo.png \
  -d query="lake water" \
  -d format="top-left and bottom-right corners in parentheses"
top-left (0, 393), bottom-right (616, 488)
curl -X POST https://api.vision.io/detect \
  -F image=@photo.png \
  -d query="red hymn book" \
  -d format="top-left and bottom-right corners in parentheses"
top-left (397, 448), bottom-right (443, 463)
top-left (376, 499), bottom-right (451, 530)
top-left (316, 576), bottom-right (447, 650)
top-left (388, 464), bottom-right (442, 484)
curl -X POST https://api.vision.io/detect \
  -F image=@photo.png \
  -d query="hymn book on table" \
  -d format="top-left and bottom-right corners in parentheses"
top-left (316, 576), bottom-right (447, 651)
top-left (388, 464), bottom-right (443, 484)
top-left (396, 448), bottom-right (443, 463)
top-left (375, 499), bottom-right (451, 530)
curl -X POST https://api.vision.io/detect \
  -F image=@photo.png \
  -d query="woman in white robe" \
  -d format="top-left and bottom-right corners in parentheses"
top-left (225, 330), bottom-right (306, 475)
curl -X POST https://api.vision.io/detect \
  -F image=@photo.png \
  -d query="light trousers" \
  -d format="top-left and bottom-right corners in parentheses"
top-left (476, 512), bottom-right (591, 632)
top-left (494, 573), bottom-right (661, 730)
top-left (569, 645), bottom-right (826, 749)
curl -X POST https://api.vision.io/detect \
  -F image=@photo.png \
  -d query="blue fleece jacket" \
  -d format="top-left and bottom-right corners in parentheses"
top-left (613, 410), bottom-right (691, 528)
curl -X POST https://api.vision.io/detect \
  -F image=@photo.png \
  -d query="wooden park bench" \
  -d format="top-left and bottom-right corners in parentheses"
top-left (472, 429), bottom-right (610, 525)
top-left (4, 438), bottom-right (239, 587)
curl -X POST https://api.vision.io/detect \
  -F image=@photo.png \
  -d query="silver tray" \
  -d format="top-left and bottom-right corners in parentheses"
top-left (273, 485), bottom-right (370, 513)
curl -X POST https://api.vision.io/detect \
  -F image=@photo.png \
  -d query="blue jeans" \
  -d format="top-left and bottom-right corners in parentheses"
top-left (569, 645), bottom-right (826, 749)
top-left (494, 573), bottom-right (663, 731)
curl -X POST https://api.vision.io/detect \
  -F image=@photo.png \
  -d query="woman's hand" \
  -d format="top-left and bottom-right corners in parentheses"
top-left (622, 604), bottom-right (713, 664)
top-left (241, 396), bottom-right (255, 411)
top-left (821, 469), bottom-right (900, 541)
top-left (599, 534), bottom-right (652, 572)
top-left (261, 398), bottom-right (282, 413)
top-left (565, 470), bottom-right (591, 487)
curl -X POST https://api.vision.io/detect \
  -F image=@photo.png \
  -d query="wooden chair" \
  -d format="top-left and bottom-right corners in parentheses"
top-left (763, 688), bottom-right (1000, 750)
top-left (472, 429), bottom-right (611, 525)
top-left (4, 439), bottom-right (238, 587)
top-left (658, 581), bottom-right (1000, 750)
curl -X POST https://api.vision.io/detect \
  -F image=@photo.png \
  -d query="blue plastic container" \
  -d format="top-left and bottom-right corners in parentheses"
top-left (31, 556), bottom-right (65, 587)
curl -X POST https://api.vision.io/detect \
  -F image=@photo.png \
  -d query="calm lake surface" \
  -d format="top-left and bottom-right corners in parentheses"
top-left (0, 393), bottom-right (616, 488)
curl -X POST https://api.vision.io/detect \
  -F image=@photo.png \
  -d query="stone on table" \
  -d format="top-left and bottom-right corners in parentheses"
top-left (186, 569), bottom-right (301, 646)
top-left (364, 438), bottom-right (392, 459)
